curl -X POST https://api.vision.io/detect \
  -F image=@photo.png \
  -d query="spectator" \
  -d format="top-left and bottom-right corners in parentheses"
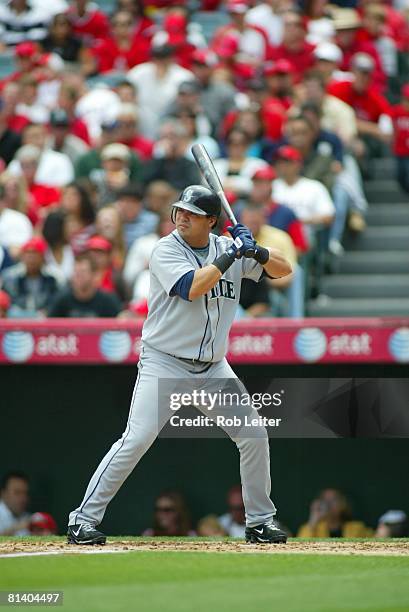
top-left (0, 82), bottom-right (29, 136)
top-left (269, 10), bottom-right (316, 82)
top-left (212, 0), bottom-right (270, 67)
top-left (14, 76), bottom-right (49, 124)
top-left (74, 120), bottom-right (142, 184)
top-left (190, 48), bottom-right (236, 135)
top-left (29, 512), bottom-right (58, 535)
top-left (56, 80), bottom-right (91, 145)
top-left (14, 145), bottom-right (60, 226)
top-left (164, 79), bottom-right (212, 139)
top-left (327, 52), bottom-right (393, 164)
top-left (0, 181), bottom-right (32, 258)
top-left (95, 143), bottom-right (133, 207)
top-left (299, 70), bottom-right (358, 147)
top-left (250, 166), bottom-right (309, 255)
top-left (359, 3), bottom-right (398, 78)
top-left (312, 41), bottom-right (345, 86)
top-left (233, 107), bottom-right (276, 162)
top-left (48, 109), bottom-right (89, 164)
top-left (0, 42), bottom-right (40, 95)
top-left (49, 253), bottom-right (121, 317)
top-left (285, 115), bottom-right (335, 191)
top-left (85, 235), bottom-right (129, 305)
top-left (60, 180), bottom-right (96, 254)
top-left (42, 210), bottom-right (75, 282)
top-left (0, 171), bottom-right (29, 216)
top-left (144, 180), bottom-right (177, 215)
top-left (123, 213), bottom-right (174, 301)
top-left (90, 10), bottom-right (151, 74)
top-left (246, 0), bottom-right (284, 47)
top-left (8, 123), bottom-right (74, 187)
top-left (0, 0), bottom-right (50, 47)
top-left (272, 145), bottom-right (335, 234)
top-left (2, 236), bottom-right (60, 317)
top-left (213, 128), bottom-right (267, 197)
top-left (0, 472), bottom-right (31, 536)
top-left (126, 40), bottom-right (194, 120)
top-left (391, 84), bottom-right (409, 194)
top-left (375, 510), bottom-right (409, 538)
top-left (115, 184), bottom-right (158, 250)
top-left (142, 490), bottom-right (195, 537)
top-left (95, 205), bottom-right (126, 268)
top-left (0, 96), bottom-right (22, 167)
top-left (143, 119), bottom-right (201, 191)
top-left (176, 108), bottom-right (220, 162)
top-left (263, 59), bottom-right (294, 113)
top-left (241, 203), bottom-right (303, 317)
top-left (66, 0), bottom-right (110, 44)
top-left (115, 104), bottom-right (154, 161)
top-left (41, 12), bottom-right (93, 75)
top-left (332, 7), bottom-right (385, 92)
top-left (218, 485), bottom-right (245, 538)
top-left (297, 488), bottom-right (373, 537)
top-left (197, 515), bottom-right (227, 537)
top-left (0, 290), bottom-right (11, 317)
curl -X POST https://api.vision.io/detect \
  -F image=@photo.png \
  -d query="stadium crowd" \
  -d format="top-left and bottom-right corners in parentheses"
top-left (1, 472), bottom-right (407, 538)
top-left (0, 0), bottom-right (408, 318)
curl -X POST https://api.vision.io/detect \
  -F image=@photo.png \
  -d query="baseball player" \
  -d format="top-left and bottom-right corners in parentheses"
top-left (67, 186), bottom-right (292, 545)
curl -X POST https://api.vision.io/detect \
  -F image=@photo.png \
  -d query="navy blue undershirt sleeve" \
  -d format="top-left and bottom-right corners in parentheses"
top-left (170, 270), bottom-right (195, 301)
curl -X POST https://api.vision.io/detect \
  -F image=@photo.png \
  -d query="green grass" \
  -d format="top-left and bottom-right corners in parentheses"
top-left (1, 541), bottom-right (408, 612)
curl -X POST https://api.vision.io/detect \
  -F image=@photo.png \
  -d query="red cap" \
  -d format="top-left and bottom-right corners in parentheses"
top-left (215, 34), bottom-right (240, 58)
top-left (30, 512), bottom-right (58, 534)
top-left (15, 41), bottom-right (37, 58)
top-left (0, 290), bottom-right (11, 312)
top-left (21, 236), bottom-right (47, 255)
top-left (163, 13), bottom-right (187, 46)
top-left (401, 84), bottom-right (409, 99)
top-left (252, 166), bottom-right (277, 181)
top-left (275, 145), bottom-right (302, 162)
top-left (263, 59), bottom-right (293, 77)
top-left (192, 48), bottom-right (218, 67)
top-left (227, 0), bottom-right (248, 13)
top-left (86, 235), bottom-right (112, 252)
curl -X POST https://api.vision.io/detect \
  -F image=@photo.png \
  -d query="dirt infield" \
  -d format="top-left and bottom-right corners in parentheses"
top-left (1, 539), bottom-right (408, 557)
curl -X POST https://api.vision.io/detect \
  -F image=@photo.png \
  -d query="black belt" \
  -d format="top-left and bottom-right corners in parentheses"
top-left (172, 355), bottom-right (212, 367)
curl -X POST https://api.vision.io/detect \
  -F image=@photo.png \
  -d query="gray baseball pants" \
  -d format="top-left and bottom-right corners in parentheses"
top-left (68, 344), bottom-right (276, 528)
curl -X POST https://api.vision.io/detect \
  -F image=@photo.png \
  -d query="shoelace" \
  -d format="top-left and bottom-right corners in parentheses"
top-left (81, 522), bottom-right (97, 533)
top-left (265, 522), bottom-right (281, 531)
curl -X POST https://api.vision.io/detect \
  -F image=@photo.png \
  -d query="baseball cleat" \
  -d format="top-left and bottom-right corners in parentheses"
top-left (245, 521), bottom-right (287, 544)
top-left (67, 523), bottom-right (106, 545)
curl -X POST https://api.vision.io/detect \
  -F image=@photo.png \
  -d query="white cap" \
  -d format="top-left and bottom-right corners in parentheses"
top-left (101, 143), bottom-right (130, 161)
top-left (314, 42), bottom-right (343, 64)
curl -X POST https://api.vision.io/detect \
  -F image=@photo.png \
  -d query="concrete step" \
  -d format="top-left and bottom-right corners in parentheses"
top-left (364, 180), bottom-right (409, 204)
top-left (308, 297), bottom-right (409, 317)
top-left (337, 251), bottom-right (409, 274)
top-left (365, 204), bottom-right (409, 226)
top-left (371, 157), bottom-right (397, 179)
top-left (320, 274), bottom-right (409, 298)
top-left (344, 226), bottom-right (409, 250)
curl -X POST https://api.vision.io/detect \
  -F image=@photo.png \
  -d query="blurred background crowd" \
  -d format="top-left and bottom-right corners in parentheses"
top-left (1, 471), bottom-right (407, 538)
top-left (0, 0), bottom-right (408, 320)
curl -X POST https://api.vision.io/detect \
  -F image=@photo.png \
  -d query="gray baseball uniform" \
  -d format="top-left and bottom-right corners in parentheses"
top-left (69, 229), bottom-right (277, 528)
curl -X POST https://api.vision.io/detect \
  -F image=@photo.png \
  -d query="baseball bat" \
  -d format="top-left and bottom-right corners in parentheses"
top-left (191, 143), bottom-right (255, 258)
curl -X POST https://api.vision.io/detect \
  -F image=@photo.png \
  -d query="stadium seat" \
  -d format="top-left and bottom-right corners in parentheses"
top-left (191, 10), bottom-right (230, 42)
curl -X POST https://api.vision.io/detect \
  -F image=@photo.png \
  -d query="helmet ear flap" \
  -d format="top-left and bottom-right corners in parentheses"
top-left (171, 206), bottom-right (177, 224)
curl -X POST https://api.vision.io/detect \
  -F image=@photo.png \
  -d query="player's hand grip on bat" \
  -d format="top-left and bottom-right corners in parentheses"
top-left (227, 224), bottom-right (257, 259)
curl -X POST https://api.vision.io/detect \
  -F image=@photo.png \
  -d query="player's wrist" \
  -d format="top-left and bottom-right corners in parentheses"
top-left (212, 250), bottom-right (236, 274)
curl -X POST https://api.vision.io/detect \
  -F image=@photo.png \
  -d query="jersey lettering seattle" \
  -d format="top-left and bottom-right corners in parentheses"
top-left (209, 278), bottom-right (236, 300)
